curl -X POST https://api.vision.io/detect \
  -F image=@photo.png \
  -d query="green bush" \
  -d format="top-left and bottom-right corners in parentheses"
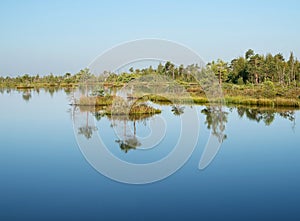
top-left (263, 81), bottom-right (276, 98)
top-left (237, 77), bottom-right (244, 85)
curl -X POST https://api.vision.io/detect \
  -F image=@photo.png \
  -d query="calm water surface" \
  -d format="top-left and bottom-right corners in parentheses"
top-left (0, 89), bottom-right (300, 220)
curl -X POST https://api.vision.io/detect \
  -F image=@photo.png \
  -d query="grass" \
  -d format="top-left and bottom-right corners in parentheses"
top-left (3, 79), bottom-right (300, 108)
top-left (78, 91), bottom-right (300, 108)
top-left (224, 96), bottom-right (300, 107)
top-left (78, 95), bottom-right (113, 106)
top-left (129, 103), bottom-right (161, 115)
top-left (105, 102), bottom-right (161, 115)
top-left (144, 93), bottom-right (300, 107)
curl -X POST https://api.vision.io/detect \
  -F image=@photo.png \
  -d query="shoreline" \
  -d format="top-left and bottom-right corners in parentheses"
top-left (1, 82), bottom-right (300, 108)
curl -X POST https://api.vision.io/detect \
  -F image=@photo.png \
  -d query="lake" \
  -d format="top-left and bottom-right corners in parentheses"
top-left (0, 89), bottom-right (300, 220)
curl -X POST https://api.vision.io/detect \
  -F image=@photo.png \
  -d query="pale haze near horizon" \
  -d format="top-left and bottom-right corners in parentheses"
top-left (0, 0), bottom-right (299, 76)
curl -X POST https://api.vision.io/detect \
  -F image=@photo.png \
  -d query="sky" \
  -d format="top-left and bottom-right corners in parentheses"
top-left (0, 0), bottom-right (300, 76)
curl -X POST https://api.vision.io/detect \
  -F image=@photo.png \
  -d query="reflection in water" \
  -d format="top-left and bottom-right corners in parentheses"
top-left (279, 111), bottom-right (296, 131)
top-left (199, 105), bottom-right (228, 169)
top-left (236, 107), bottom-right (275, 125)
top-left (199, 105), bottom-right (297, 169)
top-left (108, 114), bottom-right (157, 153)
top-left (1, 89), bottom-right (300, 219)
top-left (45, 87), bottom-right (59, 97)
top-left (22, 90), bottom-right (32, 102)
top-left (279, 111), bottom-right (296, 121)
top-left (171, 105), bottom-right (185, 116)
top-left (113, 115), bottom-right (141, 153)
top-left (75, 105), bottom-right (157, 153)
top-left (201, 106), bottom-right (228, 143)
top-left (73, 102), bottom-right (297, 156)
top-left (67, 84), bottom-right (298, 159)
top-left (116, 137), bottom-right (141, 153)
top-left (235, 106), bottom-right (296, 127)
top-left (1, 87), bottom-right (77, 102)
top-left (3, 88), bottom-right (296, 169)
top-left (64, 87), bottom-right (73, 96)
top-left (77, 111), bottom-right (97, 139)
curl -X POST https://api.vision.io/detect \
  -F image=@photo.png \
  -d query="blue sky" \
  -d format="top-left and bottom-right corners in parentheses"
top-left (0, 0), bottom-right (300, 76)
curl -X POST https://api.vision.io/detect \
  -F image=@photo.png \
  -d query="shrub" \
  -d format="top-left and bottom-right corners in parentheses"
top-left (237, 77), bottom-right (244, 85)
top-left (263, 81), bottom-right (276, 98)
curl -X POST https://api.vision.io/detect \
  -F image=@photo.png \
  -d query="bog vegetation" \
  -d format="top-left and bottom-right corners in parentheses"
top-left (1, 49), bottom-right (300, 107)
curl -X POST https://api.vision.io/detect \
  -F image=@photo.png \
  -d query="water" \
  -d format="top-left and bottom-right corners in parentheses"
top-left (0, 89), bottom-right (300, 220)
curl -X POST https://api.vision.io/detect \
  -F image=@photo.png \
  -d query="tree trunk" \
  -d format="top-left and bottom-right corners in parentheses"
top-left (255, 73), bottom-right (258, 84)
top-left (133, 121), bottom-right (136, 136)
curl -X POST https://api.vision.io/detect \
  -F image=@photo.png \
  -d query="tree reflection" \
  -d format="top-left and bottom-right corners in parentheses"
top-left (171, 105), bottom-right (185, 116)
top-left (237, 107), bottom-right (275, 125)
top-left (201, 106), bottom-right (228, 143)
top-left (78, 111), bottom-right (97, 139)
top-left (111, 114), bottom-right (152, 153)
top-left (236, 106), bottom-right (295, 126)
top-left (279, 111), bottom-right (295, 122)
top-left (116, 137), bottom-right (141, 153)
top-left (22, 90), bottom-right (32, 102)
top-left (72, 92), bottom-right (298, 155)
top-left (73, 104), bottom-right (156, 152)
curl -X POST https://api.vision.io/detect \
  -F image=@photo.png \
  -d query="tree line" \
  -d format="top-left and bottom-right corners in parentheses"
top-left (214, 49), bottom-right (300, 86)
top-left (0, 49), bottom-right (299, 87)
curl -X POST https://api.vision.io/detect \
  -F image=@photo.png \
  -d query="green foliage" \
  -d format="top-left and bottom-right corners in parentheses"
top-left (245, 49), bottom-right (254, 60)
top-left (90, 87), bottom-right (105, 96)
top-left (207, 59), bottom-right (228, 85)
top-left (1, 50), bottom-right (300, 107)
top-left (201, 106), bottom-right (228, 142)
top-left (237, 77), bottom-right (244, 85)
top-left (263, 81), bottom-right (276, 98)
top-left (1, 49), bottom-right (299, 88)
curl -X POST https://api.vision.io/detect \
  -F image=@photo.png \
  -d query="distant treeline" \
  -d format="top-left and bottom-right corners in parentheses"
top-left (1, 49), bottom-right (299, 87)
